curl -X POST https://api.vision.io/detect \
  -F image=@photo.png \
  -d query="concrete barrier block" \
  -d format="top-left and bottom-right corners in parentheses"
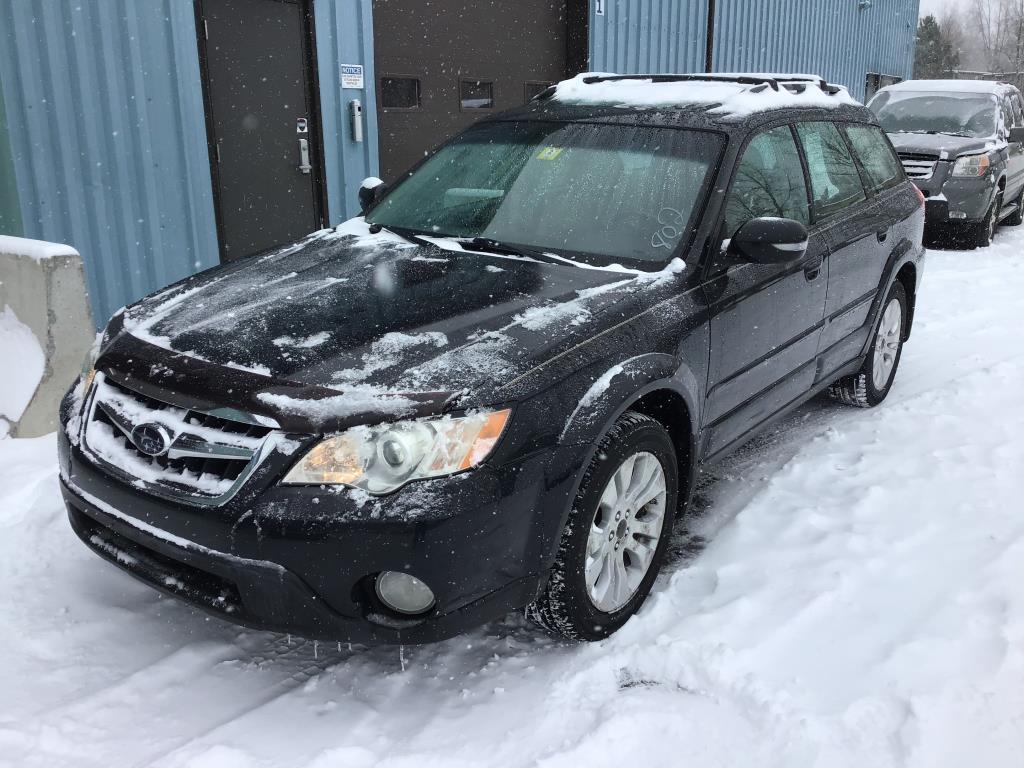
top-left (0, 235), bottom-right (95, 438)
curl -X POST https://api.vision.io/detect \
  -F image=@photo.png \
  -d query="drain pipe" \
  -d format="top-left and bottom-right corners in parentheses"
top-left (705, 0), bottom-right (716, 73)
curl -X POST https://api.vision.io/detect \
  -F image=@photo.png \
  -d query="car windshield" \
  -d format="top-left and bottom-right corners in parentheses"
top-left (869, 91), bottom-right (998, 138)
top-left (365, 120), bottom-right (724, 268)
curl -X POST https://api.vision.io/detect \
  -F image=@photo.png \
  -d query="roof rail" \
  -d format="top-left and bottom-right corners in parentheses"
top-left (580, 73), bottom-right (786, 91)
top-left (531, 73), bottom-right (843, 101)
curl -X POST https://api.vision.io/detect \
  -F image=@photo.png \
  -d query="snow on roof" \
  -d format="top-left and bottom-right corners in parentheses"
top-left (880, 79), bottom-right (1017, 96)
top-left (0, 234), bottom-right (79, 262)
top-left (549, 73), bottom-right (860, 118)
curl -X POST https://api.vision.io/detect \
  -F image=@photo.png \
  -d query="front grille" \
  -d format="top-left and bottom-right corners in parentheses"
top-left (82, 373), bottom-right (273, 504)
top-left (899, 153), bottom-right (939, 180)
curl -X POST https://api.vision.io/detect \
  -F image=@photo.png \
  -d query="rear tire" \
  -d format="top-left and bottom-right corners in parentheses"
top-left (829, 281), bottom-right (907, 409)
top-left (526, 411), bottom-right (678, 641)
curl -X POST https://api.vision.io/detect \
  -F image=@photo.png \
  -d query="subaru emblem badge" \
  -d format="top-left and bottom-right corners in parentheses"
top-left (130, 423), bottom-right (172, 457)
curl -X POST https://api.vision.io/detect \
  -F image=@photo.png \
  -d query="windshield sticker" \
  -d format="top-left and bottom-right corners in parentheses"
top-left (651, 207), bottom-right (686, 249)
top-left (536, 147), bottom-right (564, 161)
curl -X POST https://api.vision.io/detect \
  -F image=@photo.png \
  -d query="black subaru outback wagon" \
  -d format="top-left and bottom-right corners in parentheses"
top-left (59, 74), bottom-right (924, 643)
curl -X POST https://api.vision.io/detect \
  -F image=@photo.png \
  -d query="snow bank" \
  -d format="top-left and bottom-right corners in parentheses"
top-left (0, 234), bottom-right (79, 262)
top-left (551, 72), bottom-right (859, 118)
top-left (0, 306), bottom-right (45, 425)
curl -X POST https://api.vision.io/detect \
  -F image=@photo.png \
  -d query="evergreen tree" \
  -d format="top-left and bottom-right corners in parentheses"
top-left (915, 15), bottom-right (961, 78)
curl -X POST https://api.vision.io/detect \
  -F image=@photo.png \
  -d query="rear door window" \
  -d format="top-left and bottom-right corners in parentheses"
top-left (795, 122), bottom-right (867, 220)
top-left (723, 126), bottom-right (810, 238)
top-left (844, 124), bottom-right (903, 193)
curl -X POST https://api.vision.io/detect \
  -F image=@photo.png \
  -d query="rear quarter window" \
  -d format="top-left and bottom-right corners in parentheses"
top-left (844, 124), bottom-right (904, 193)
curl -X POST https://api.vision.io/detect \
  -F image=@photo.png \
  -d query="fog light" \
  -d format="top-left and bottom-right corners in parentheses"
top-left (374, 571), bottom-right (435, 615)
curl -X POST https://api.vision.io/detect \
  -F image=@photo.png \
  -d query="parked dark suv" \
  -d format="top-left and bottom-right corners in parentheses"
top-left (869, 79), bottom-right (1024, 247)
top-left (59, 74), bottom-right (924, 644)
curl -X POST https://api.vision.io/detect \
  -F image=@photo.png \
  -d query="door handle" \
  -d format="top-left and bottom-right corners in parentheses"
top-left (876, 230), bottom-right (888, 243)
top-left (297, 138), bottom-right (312, 174)
top-left (803, 253), bottom-right (823, 281)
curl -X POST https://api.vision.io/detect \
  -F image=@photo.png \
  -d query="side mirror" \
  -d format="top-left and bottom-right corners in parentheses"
top-left (358, 177), bottom-right (387, 214)
top-left (728, 217), bottom-right (808, 264)
top-left (1009, 127), bottom-right (1024, 144)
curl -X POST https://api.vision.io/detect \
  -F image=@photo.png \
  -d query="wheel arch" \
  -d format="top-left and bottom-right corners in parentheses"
top-left (555, 354), bottom-right (700, 494)
top-left (538, 355), bottom-right (702, 576)
top-left (894, 261), bottom-right (918, 341)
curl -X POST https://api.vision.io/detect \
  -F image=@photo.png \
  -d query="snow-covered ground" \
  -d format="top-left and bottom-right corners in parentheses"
top-left (2, 233), bottom-right (1024, 768)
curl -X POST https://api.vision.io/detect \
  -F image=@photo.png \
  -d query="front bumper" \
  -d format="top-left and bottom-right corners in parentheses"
top-left (915, 165), bottom-right (998, 226)
top-left (58, 418), bottom-right (562, 644)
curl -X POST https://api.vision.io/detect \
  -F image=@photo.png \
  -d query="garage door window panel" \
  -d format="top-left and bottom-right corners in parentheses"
top-left (381, 77), bottom-right (421, 111)
top-left (460, 80), bottom-right (494, 111)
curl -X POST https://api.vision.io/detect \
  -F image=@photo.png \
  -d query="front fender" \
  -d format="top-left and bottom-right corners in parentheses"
top-left (530, 353), bottom-right (702, 578)
top-left (555, 353), bottom-right (698, 448)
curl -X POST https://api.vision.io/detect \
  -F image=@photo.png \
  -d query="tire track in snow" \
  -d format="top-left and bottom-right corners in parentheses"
top-left (14, 636), bottom-right (349, 768)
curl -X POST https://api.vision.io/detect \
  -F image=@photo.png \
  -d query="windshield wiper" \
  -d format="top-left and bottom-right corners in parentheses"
top-left (464, 237), bottom-right (568, 266)
top-left (366, 222), bottom-right (434, 247)
top-left (896, 129), bottom-right (976, 138)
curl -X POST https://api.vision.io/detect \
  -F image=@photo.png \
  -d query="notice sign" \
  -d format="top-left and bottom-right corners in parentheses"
top-left (341, 64), bottom-right (364, 89)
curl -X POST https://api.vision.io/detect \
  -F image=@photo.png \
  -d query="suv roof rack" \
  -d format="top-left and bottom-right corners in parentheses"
top-left (533, 73), bottom-right (843, 102)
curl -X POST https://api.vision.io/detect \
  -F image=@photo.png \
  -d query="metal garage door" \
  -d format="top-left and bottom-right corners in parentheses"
top-left (372, 0), bottom-right (584, 183)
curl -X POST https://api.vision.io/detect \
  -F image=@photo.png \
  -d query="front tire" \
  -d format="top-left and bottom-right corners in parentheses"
top-left (973, 191), bottom-right (1002, 247)
top-left (829, 281), bottom-right (907, 408)
top-left (526, 412), bottom-right (678, 641)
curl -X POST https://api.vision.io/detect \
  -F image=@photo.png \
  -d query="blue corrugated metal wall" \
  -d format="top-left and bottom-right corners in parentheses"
top-left (711, 0), bottom-right (917, 101)
top-left (1, 0), bottom-right (916, 326)
top-left (590, 0), bottom-right (708, 74)
top-left (589, 0), bottom-right (918, 101)
top-left (314, 0), bottom-right (381, 225)
top-left (0, 0), bottom-right (378, 326)
top-left (0, 0), bottom-right (220, 325)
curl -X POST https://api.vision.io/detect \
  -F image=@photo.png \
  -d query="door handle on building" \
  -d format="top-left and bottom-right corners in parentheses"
top-left (297, 138), bottom-right (312, 174)
top-left (350, 99), bottom-right (364, 143)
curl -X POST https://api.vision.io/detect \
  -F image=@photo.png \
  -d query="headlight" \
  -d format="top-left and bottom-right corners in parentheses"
top-left (80, 335), bottom-right (101, 392)
top-left (282, 409), bottom-right (511, 494)
top-left (951, 153), bottom-right (991, 177)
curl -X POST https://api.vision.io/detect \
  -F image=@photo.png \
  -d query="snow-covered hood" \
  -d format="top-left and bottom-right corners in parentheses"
top-left (887, 131), bottom-right (1000, 159)
top-left (101, 222), bottom-right (682, 431)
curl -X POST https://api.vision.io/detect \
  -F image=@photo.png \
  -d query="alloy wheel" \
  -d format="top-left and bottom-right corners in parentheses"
top-left (585, 452), bottom-right (667, 613)
top-left (871, 298), bottom-right (903, 390)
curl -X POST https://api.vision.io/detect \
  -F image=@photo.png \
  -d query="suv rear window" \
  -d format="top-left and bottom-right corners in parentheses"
top-left (795, 122), bottom-right (867, 220)
top-left (844, 124), bottom-right (903, 193)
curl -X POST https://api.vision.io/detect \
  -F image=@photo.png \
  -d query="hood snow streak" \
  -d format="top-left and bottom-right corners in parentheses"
top-left (113, 221), bottom-right (685, 427)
